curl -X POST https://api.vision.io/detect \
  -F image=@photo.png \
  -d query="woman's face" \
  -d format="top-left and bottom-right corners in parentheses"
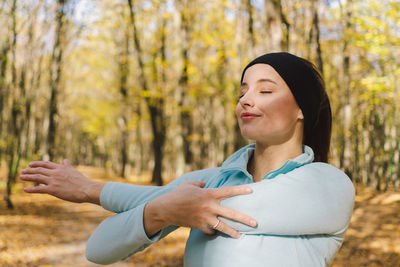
top-left (236, 63), bottom-right (304, 145)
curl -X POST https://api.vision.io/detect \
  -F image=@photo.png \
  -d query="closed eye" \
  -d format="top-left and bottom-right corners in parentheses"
top-left (261, 91), bottom-right (272, 94)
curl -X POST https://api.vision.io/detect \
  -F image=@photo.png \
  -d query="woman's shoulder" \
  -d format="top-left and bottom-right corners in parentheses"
top-left (293, 162), bottom-right (351, 181)
top-left (286, 162), bottom-right (355, 196)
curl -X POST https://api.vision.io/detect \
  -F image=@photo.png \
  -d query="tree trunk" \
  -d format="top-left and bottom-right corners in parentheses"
top-left (338, 0), bottom-right (352, 176)
top-left (151, 14), bottom-right (168, 184)
top-left (178, 0), bottom-right (194, 170)
top-left (308, 0), bottom-right (323, 74)
top-left (4, 0), bottom-right (19, 210)
top-left (47, 0), bottom-right (68, 161)
top-left (352, 113), bottom-right (361, 183)
top-left (148, 12), bottom-right (168, 185)
top-left (23, 11), bottom-right (41, 160)
top-left (0, 34), bottom-right (10, 161)
top-left (127, 0), bottom-right (166, 185)
top-left (246, 0), bottom-right (255, 47)
top-left (265, 0), bottom-right (283, 52)
top-left (117, 27), bottom-right (130, 178)
top-left (280, 2), bottom-right (290, 51)
top-left (135, 103), bottom-right (144, 174)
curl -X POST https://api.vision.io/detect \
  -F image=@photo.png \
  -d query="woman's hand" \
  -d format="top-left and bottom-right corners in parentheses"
top-left (144, 181), bottom-right (257, 239)
top-left (20, 159), bottom-right (104, 205)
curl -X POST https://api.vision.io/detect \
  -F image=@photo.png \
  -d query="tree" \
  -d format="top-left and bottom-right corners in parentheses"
top-left (177, 0), bottom-right (194, 171)
top-left (265, 0), bottom-right (283, 52)
top-left (127, 0), bottom-right (166, 185)
top-left (116, 25), bottom-right (131, 178)
top-left (47, 0), bottom-right (69, 161)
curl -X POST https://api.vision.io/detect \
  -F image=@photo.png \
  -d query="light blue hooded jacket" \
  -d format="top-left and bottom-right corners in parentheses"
top-left (86, 144), bottom-right (355, 266)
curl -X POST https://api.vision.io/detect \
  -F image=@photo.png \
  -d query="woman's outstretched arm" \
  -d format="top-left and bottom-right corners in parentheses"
top-left (20, 160), bottom-right (258, 264)
top-left (20, 160), bottom-right (256, 236)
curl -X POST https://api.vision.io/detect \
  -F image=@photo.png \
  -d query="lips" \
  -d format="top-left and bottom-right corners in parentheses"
top-left (241, 112), bottom-right (261, 120)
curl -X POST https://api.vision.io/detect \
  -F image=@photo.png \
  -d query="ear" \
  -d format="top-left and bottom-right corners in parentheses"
top-left (297, 109), bottom-right (304, 120)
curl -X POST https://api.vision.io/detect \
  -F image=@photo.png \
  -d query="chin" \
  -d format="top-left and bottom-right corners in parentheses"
top-left (240, 129), bottom-right (259, 141)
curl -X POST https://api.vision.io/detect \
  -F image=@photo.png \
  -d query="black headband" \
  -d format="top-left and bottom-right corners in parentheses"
top-left (240, 52), bottom-right (323, 134)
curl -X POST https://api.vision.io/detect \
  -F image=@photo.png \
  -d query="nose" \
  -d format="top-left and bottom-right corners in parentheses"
top-left (239, 90), bottom-right (255, 107)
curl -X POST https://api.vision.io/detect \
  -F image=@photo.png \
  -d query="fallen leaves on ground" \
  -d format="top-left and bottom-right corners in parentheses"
top-left (331, 186), bottom-right (400, 267)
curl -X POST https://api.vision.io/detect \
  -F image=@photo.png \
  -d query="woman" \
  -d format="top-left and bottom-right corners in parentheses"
top-left (20, 52), bottom-right (355, 266)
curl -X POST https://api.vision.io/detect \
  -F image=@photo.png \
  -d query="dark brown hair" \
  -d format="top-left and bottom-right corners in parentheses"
top-left (298, 58), bottom-right (332, 163)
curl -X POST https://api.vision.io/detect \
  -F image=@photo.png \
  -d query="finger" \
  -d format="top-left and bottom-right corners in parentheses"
top-left (20, 174), bottom-right (49, 185)
top-left (21, 167), bottom-right (53, 176)
top-left (211, 186), bottom-right (252, 199)
top-left (28, 161), bottom-right (58, 169)
top-left (212, 219), bottom-right (241, 239)
top-left (24, 185), bottom-right (49, 194)
top-left (217, 206), bottom-right (257, 227)
top-left (185, 181), bottom-right (206, 188)
top-left (200, 225), bottom-right (216, 235)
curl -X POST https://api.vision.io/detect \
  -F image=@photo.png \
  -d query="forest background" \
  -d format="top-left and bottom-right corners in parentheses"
top-left (0, 0), bottom-right (399, 266)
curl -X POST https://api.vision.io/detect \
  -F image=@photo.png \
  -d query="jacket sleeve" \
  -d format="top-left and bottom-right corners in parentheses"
top-left (99, 167), bottom-right (221, 213)
top-left (219, 163), bottom-right (355, 236)
top-left (86, 168), bottom-right (219, 264)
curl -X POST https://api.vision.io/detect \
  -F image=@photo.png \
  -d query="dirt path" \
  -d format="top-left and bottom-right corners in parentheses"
top-left (1, 167), bottom-right (399, 266)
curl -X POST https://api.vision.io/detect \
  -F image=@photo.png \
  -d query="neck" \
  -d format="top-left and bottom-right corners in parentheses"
top-left (248, 139), bottom-right (303, 182)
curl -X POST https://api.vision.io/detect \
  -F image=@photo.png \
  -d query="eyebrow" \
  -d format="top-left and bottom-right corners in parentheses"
top-left (241, 78), bottom-right (277, 86)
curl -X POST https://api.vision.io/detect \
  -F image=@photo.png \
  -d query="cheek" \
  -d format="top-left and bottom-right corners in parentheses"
top-left (281, 97), bottom-right (300, 121)
top-left (235, 103), bottom-right (241, 119)
top-left (263, 95), bottom-right (299, 121)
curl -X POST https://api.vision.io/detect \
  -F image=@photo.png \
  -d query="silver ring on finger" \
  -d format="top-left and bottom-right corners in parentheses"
top-left (211, 219), bottom-right (221, 230)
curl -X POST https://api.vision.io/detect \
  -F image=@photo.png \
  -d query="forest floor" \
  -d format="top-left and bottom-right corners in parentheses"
top-left (0, 166), bottom-right (399, 267)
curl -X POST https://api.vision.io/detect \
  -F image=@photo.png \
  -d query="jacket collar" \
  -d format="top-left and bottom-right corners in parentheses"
top-left (220, 143), bottom-right (314, 180)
